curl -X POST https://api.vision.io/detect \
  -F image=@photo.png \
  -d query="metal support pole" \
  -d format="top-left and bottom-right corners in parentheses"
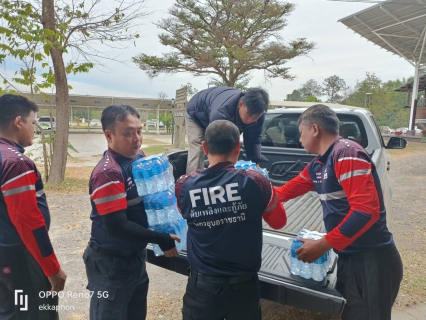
top-left (87, 106), bottom-right (90, 132)
top-left (156, 104), bottom-right (160, 135)
top-left (70, 106), bottom-right (73, 128)
top-left (409, 63), bottom-right (420, 130)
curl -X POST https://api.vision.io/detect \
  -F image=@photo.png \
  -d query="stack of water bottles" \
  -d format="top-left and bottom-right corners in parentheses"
top-left (132, 153), bottom-right (187, 257)
top-left (290, 229), bottom-right (332, 282)
top-left (235, 160), bottom-right (269, 178)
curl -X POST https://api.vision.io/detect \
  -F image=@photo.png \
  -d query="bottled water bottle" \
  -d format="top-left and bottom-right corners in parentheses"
top-left (290, 239), bottom-right (302, 275)
top-left (144, 195), bottom-right (158, 227)
top-left (312, 255), bottom-right (324, 281)
top-left (153, 194), bottom-right (167, 226)
top-left (141, 159), bottom-right (155, 194)
top-left (300, 260), bottom-right (312, 279)
top-left (132, 161), bottom-right (147, 196)
top-left (152, 243), bottom-right (163, 257)
top-left (162, 190), bottom-right (178, 221)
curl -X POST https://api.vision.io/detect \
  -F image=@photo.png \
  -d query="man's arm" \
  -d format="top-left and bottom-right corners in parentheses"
top-left (262, 183), bottom-right (287, 229)
top-left (324, 149), bottom-right (381, 252)
top-left (274, 166), bottom-right (315, 202)
top-left (242, 116), bottom-right (264, 163)
top-left (1, 161), bottom-right (62, 278)
top-left (91, 171), bottom-right (178, 255)
top-left (102, 211), bottom-right (177, 253)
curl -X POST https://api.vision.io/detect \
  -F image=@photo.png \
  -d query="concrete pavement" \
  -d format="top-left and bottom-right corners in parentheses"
top-left (26, 133), bottom-right (174, 162)
top-left (392, 305), bottom-right (426, 320)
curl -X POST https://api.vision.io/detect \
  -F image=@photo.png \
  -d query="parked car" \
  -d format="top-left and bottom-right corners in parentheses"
top-left (35, 116), bottom-right (56, 134)
top-left (395, 127), bottom-right (408, 134)
top-left (89, 119), bottom-right (102, 127)
top-left (143, 120), bottom-right (164, 128)
top-left (152, 104), bottom-right (407, 316)
top-left (395, 127), bottom-right (422, 135)
top-left (380, 126), bottom-right (395, 134)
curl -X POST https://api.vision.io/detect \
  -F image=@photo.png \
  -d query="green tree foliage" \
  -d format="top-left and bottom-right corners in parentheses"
top-left (286, 89), bottom-right (301, 101)
top-left (0, 0), bottom-right (148, 183)
top-left (344, 73), bottom-right (410, 128)
top-left (133, 0), bottom-right (315, 87)
top-left (322, 75), bottom-right (348, 103)
top-left (180, 83), bottom-right (199, 95)
top-left (302, 95), bottom-right (321, 102)
top-left (299, 79), bottom-right (322, 100)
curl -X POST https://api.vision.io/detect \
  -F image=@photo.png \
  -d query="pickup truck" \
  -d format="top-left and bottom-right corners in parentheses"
top-left (146, 104), bottom-right (407, 315)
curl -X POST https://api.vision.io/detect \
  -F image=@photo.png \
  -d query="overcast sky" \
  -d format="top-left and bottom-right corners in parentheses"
top-left (2, 0), bottom-right (415, 101)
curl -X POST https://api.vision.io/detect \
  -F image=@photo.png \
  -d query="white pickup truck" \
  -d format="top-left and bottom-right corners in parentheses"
top-left (147, 104), bottom-right (407, 315)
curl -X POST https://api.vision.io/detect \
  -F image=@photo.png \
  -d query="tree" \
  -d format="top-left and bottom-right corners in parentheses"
top-left (286, 89), bottom-right (301, 101)
top-left (302, 95), bottom-right (321, 102)
top-left (0, 0), bottom-right (148, 183)
top-left (180, 83), bottom-right (199, 95)
top-left (299, 79), bottom-right (322, 100)
top-left (133, 0), bottom-right (314, 87)
top-left (322, 75), bottom-right (348, 103)
top-left (343, 73), bottom-right (409, 127)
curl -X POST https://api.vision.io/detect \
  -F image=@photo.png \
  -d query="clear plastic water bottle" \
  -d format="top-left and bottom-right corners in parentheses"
top-left (144, 195), bottom-right (158, 227)
top-left (300, 258), bottom-right (312, 280)
top-left (152, 157), bottom-right (167, 192)
top-left (153, 194), bottom-right (167, 227)
top-left (132, 161), bottom-right (147, 196)
top-left (312, 255), bottom-right (324, 281)
top-left (141, 159), bottom-right (155, 194)
top-left (173, 219), bottom-right (187, 252)
top-left (324, 251), bottom-right (331, 277)
top-left (290, 239), bottom-right (302, 275)
top-left (152, 243), bottom-right (163, 257)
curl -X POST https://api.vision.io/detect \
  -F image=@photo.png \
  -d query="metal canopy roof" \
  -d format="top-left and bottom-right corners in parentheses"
top-left (394, 74), bottom-right (426, 91)
top-left (339, 0), bottom-right (426, 66)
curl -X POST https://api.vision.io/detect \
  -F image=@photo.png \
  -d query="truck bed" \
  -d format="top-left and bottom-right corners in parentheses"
top-left (264, 192), bottom-right (326, 234)
top-left (155, 150), bottom-right (345, 314)
top-left (147, 229), bottom-right (344, 314)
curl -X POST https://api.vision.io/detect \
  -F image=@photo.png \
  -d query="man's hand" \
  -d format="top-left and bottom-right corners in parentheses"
top-left (163, 234), bottom-right (181, 258)
top-left (295, 237), bottom-right (332, 263)
top-left (48, 268), bottom-right (67, 292)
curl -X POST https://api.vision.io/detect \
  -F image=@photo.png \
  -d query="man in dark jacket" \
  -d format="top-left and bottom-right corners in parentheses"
top-left (185, 86), bottom-right (269, 173)
top-left (176, 120), bottom-right (286, 319)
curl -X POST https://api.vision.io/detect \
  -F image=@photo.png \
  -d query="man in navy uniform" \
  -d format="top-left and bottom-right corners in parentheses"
top-left (84, 105), bottom-right (180, 320)
top-left (0, 94), bottom-right (66, 319)
top-left (275, 104), bottom-right (403, 320)
top-left (175, 120), bottom-right (287, 320)
top-left (185, 87), bottom-right (269, 173)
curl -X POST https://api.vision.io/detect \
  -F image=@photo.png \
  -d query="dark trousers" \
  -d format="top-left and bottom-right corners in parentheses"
top-left (83, 244), bottom-right (149, 320)
top-left (0, 246), bottom-right (58, 320)
top-left (336, 245), bottom-right (403, 320)
top-left (182, 271), bottom-right (261, 320)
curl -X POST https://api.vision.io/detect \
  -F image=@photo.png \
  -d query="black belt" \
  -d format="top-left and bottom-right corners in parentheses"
top-left (89, 242), bottom-right (139, 259)
top-left (190, 270), bottom-right (255, 284)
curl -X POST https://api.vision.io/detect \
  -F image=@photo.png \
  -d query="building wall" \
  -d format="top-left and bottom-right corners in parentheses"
top-left (416, 107), bottom-right (426, 119)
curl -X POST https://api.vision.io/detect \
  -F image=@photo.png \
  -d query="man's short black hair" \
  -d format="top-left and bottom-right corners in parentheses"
top-left (101, 105), bottom-right (140, 132)
top-left (240, 88), bottom-right (269, 115)
top-left (205, 120), bottom-right (240, 155)
top-left (0, 94), bottom-right (38, 130)
top-left (297, 104), bottom-right (339, 135)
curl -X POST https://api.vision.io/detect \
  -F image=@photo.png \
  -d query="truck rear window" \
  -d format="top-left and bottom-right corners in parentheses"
top-left (261, 113), bottom-right (368, 149)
